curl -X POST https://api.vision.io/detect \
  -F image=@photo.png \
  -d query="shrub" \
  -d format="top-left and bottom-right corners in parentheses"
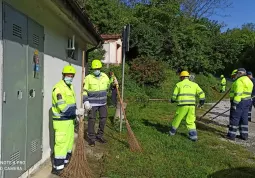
top-left (130, 56), bottom-right (166, 87)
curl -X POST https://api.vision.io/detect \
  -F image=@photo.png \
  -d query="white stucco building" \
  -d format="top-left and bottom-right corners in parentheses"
top-left (101, 34), bottom-right (122, 65)
top-left (0, 0), bottom-right (102, 178)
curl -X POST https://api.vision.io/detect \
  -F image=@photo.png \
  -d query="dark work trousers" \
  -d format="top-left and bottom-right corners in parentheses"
top-left (248, 105), bottom-right (252, 122)
top-left (227, 100), bottom-right (252, 139)
top-left (111, 87), bottom-right (117, 106)
top-left (249, 98), bottom-right (255, 122)
top-left (87, 105), bottom-right (108, 142)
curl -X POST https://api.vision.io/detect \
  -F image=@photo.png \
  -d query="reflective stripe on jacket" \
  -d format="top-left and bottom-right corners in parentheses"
top-left (171, 79), bottom-right (205, 105)
top-left (232, 76), bottom-right (253, 104)
top-left (83, 73), bottom-right (110, 105)
top-left (52, 80), bottom-right (77, 120)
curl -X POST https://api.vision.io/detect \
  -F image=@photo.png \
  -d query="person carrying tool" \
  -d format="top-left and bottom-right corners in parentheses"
top-left (109, 71), bottom-right (119, 107)
top-left (220, 75), bottom-right (226, 93)
top-left (227, 68), bottom-right (253, 141)
top-left (169, 71), bottom-right (205, 141)
top-left (51, 65), bottom-right (85, 175)
top-left (247, 71), bottom-right (255, 122)
top-left (83, 59), bottom-right (118, 147)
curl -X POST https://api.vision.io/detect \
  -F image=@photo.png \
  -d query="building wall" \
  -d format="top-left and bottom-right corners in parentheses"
top-left (0, 2), bottom-right (3, 177)
top-left (0, 0), bottom-right (95, 177)
top-left (102, 39), bottom-right (122, 64)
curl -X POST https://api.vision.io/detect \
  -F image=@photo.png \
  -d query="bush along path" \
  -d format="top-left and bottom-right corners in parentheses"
top-left (103, 101), bottom-right (255, 178)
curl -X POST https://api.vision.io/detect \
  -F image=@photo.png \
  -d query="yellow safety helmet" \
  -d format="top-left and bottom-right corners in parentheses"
top-left (231, 69), bottom-right (237, 76)
top-left (220, 75), bottom-right (224, 78)
top-left (180, 71), bottom-right (190, 77)
top-left (91, 59), bottom-right (102, 69)
top-left (62, 65), bottom-right (76, 74)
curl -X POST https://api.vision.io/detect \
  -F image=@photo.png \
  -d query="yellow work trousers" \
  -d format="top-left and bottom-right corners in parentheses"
top-left (172, 106), bottom-right (196, 130)
top-left (53, 120), bottom-right (74, 170)
top-left (170, 106), bottom-right (198, 140)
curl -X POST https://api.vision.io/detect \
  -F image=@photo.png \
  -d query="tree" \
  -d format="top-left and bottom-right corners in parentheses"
top-left (242, 23), bottom-right (255, 32)
top-left (179, 0), bottom-right (232, 19)
top-left (84, 0), bottom-right (135, 33)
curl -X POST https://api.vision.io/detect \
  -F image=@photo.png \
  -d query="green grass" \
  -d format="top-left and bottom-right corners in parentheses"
top-left (101, 69), bottom-right (254, 178)
top-left (103, 102), bottom-right (255, 178)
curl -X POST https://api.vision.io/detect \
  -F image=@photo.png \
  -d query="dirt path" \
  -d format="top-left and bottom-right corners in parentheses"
top-left (201, 100), bottom-right (255, 154)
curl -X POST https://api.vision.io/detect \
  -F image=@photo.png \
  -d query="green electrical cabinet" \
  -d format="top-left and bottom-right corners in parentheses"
top-left (26, 18), bottom-right (44, 170)
top-left (2, 3), bottom-right (44, 178)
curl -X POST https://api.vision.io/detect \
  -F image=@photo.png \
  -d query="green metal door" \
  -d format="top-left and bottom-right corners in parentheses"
top-left (2, 3), bottom-right (28, 178)
top-left (26, 18), bottom-right (44, 170)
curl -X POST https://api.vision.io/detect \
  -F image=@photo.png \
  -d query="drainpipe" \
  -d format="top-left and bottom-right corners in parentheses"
top-left (85, 42), bottom-right (102, 76)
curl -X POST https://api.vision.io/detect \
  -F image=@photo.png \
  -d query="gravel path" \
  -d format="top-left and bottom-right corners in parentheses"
top-left (204, 100), bottom-right (255, 154)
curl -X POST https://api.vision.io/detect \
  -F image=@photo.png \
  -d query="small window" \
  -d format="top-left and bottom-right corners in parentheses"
top-left (67, 43), bottom-right (79, 60)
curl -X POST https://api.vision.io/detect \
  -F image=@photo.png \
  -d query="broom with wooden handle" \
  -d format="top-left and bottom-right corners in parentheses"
top-left (116, 82), bottom-right (142, 152)
top-left (61, 51), bottom-right (93, 178)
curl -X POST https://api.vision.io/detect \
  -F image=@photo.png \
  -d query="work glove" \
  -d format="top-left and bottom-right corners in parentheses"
top-left (231, 103), bottom-right (237, 110)
top-left (197, 100), bottom-right (205, 108)
top-left (169, 99), bottom-right (175, 103)
top-left (199, 100), bottom-right (205, 106)
top-left (76, 116), bottom-right (81, 122)
top-left (84, 101), bottom-right (92, 111)
top-left (114, 78), bottom-right (119, 86)
top-left (75, 108), bottom-right (85, 116)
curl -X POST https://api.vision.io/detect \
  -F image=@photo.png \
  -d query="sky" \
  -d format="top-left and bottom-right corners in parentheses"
top-left (210, 0), bottom-right (255, 30)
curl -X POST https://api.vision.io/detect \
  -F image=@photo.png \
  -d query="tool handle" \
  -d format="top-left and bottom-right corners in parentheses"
top-left (116, 86), bottom-right (127, 121)
top-left (80, 51), bottom-right (85, 108)
top-left (148, 99), bottom-right (169, 101)
top-left (198, 88), bottom-right (231, 120)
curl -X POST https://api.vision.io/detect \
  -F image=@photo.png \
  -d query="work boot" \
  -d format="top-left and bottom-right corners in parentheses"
top-left (226, 135), bottom-right (235, 141)
top-left (88, 140), bottom-right (95, 147)
top-left (236, 135), bottom-right (248, 140)
top-left (189, 138), bottom-right (197, 142)
top-left (51, 168), bottom-right (62, 176)
top-left (96, 137), bottom-right (107, 144)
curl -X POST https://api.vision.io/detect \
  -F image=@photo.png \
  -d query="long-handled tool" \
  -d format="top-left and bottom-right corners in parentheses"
top-left (148, 98), bottom-right (169, 101)
top-left (116, 86), bottom-right (142, 152)
top-left (61, 51), bottom-right (92, 178)
top-left (207, 109), bottom-right (230, 124)
top-left (198, 88), bottom-right (231, 121)
top-left (207, 96), bottom-right (255, 124)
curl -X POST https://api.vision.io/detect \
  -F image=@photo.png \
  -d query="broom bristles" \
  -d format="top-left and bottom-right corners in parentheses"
top-left (60, 119), bottom-right (93, 178)
top-left (116, 85), bottom-right (142, 152)
top-left (125, 119), bottom-right (142, 152)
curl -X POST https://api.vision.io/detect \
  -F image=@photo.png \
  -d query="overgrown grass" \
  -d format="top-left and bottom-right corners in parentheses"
top-left (104, 102), bottom-right (255, 178)
top-left (101, 68), bottom-right (255, 178)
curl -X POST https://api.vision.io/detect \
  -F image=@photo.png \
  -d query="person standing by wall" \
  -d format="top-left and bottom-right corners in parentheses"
top-left (83, 59), bottom-right (117, 146)
top-left (51, 65), bottom-right (84, 175)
